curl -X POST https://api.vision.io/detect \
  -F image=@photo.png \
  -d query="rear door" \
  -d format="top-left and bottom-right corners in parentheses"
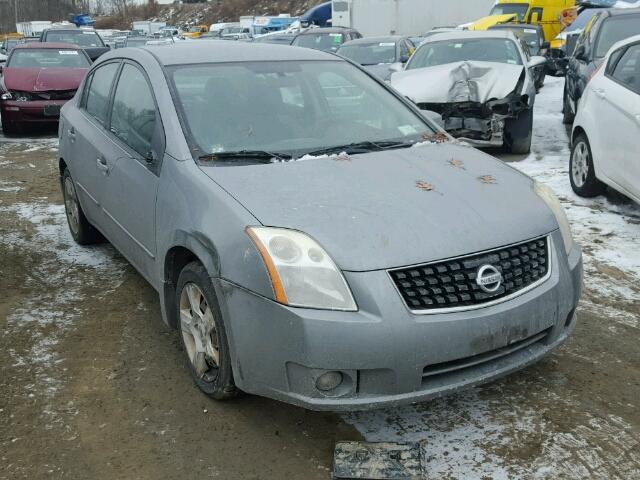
top-left (97, 61), bottom-right (164, 282)
top-left (600, 42), bottom-right (640, 197)
top-left (65, 61), bottom-right (120, 224)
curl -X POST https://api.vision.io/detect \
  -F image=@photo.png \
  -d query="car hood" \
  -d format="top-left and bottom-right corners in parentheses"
top-left (2, 67), bottom-right (87, 92)
top-left (391, 61), bottom-right (524, 104)
top-left (201, 145), bottom-right (557, 272)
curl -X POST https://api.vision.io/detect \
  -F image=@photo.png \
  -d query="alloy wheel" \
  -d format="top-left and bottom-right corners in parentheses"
top-left (179, 282), bottom-right (220, 382)
top-left (64, 176), bottom-right (80, 236)
top-left (571, 141), bottom-right (589, 188)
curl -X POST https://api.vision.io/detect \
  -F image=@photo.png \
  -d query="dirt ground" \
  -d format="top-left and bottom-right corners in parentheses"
top-left (1, 78), bottom-right (639, 480)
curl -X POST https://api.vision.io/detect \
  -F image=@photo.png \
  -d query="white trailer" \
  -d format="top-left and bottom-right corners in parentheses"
top-left (332, 0), bottom-right (495, 36)
top-left (16, 21), bottom-right (52, 37)
top-left (132, 21), bottom-right (167, 36)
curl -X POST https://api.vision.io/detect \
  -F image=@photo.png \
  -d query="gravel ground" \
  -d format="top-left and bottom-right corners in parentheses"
top-left (1, 77), bottom-right (638, 479)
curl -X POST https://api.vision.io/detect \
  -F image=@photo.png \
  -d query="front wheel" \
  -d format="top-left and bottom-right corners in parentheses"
top-left (562, 85), bottom-right (575, 125)
top-left (176, 262), bottom-right (238, 400)
top-left (570, 133), bottom-right (604, 197)
top-left (504, 108), bottom-right (533, 154)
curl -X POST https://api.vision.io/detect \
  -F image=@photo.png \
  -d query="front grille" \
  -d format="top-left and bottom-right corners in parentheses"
top-left (389, 236), bottom-right (550, 312)
top-left (31, 90), bottom-right (76, 101)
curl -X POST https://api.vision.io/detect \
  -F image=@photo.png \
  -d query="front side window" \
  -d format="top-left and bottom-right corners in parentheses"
top-left (8, 49), bottom-right (90, 68)
top-left (489, 4), bottom-right (529, 21)
top-left (45, 30), bottom-right (105, 47)
top-left (110, 64), bottom-right (157, 157)
top-left (408, 38), bottom-right (523, 69)
top-left (338, 42), bottom-right (398, 65)
top-left (169, 60), bottom-right (433, 159)
top-left (84, 62), bottom-right (119, 125)
top-left (610, 43), bottom-right (640, 93)
top-left (595, 15), bottom-right (640, 58)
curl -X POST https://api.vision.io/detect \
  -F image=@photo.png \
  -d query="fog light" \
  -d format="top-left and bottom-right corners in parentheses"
top-left (315, 371), bottom-right (343, 392)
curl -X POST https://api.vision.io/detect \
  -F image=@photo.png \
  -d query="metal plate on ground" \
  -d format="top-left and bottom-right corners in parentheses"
top-left (333, 441), bottom-right (422, 479)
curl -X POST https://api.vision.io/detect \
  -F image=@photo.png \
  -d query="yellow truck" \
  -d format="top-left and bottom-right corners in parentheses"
top-left (468, 0), bottom-right (576, 41)
top-left (182, 25), bottom-right (209, 39)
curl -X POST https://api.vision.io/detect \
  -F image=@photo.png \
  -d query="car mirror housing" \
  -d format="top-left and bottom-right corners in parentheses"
top-left (541, 41), bottom-right (550, 50)
top-left (573, 45), bottom-right (587, 61)
top-left (528, 56), bottom-right (547, 69)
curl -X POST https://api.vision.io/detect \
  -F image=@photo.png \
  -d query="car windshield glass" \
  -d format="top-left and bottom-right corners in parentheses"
top-left (8, 49), bottom-right (89, 68)
top-left (293, 33), bottom-right (344, 51)
top-left (169, 60), bottom-right (433, 160)
top-left (408, 38), bottom-right (522, 69)
top-left (565, 9), bottom-right (599, 33)
top-left (45, 30), bottom-right (104, 47)
top-left (489, 4), bottom-right (529, 21)
top-left (495, 27), bottom-right (540, 53)
top-left (338, 42), bottom-right (397, 65)
top-left (595, 15), bottom-right (640, 58)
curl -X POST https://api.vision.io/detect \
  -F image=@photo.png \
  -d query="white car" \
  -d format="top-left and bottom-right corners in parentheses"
top-left (571, 35), bottom-right (640, 204)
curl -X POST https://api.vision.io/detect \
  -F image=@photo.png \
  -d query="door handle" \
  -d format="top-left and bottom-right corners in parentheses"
top-left (96, 156), bottom-right (109, 174)
top-left (68, 126), bottom-right (76, 142)
top-left (593, 88), bottom-right (606, 99)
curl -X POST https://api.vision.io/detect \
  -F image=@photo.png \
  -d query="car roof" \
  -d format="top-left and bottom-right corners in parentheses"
top-left (490, 23), bottom-right (542, 31)
top-left (13, 42), bottom-right (81, 50)
top-left (132, 41), bottom-right (338, 66)
top-left (602, 7), bottom-right (640, 17)
top-left (340, 36), bottom-right (405, 45)
top-left (296, 27), bottom-right (356, 35)
top-left (423, 30), bottom-right (517, 42)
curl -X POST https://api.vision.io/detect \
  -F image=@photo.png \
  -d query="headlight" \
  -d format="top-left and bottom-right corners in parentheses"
top-left (1, 92), bottom-right (12, 100)
top-left (246, 227), bottom-right (357, 311)
top-left (534, 181), bottom-right (574, 254)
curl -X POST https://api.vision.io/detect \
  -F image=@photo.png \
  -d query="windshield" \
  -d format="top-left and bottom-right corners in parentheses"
top-left (8, 49), bottom-right (89, 68)
top-left (494, 27), bottom-right (540, 53)
top-left (595, 15), bottom-right (640, 58)
top-left (489, 4), bottom-right (529, 21)
top-left (169, 61), bottom-right (433, 159)
top-left (45, 30), bottom-right (104, 47)
top-left (293, 33), bottom-right (345, 52)
top-left (408, 38), bottom-right (522, 69)
top-left (338, 42), bottom-right (398, 65)
top-left (565, 9), bottom-right (599, 33)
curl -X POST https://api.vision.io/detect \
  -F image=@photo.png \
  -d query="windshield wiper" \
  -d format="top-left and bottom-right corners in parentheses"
top-left (301, 140), bottom-right (416, 158)
top-left (198, 150), bottom-right (292, 163)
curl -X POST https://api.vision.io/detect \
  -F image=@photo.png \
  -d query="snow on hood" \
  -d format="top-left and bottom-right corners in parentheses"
top-left (391, 61), bottom-right (524, 105)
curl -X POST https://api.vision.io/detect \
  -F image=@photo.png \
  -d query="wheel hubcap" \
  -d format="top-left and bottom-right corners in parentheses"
top-left (64, 177), bottom-right (80, 235)
top-left (179, 283), bottom-right (220, 381)
top-left (572, 141), bottom-right (589, 188)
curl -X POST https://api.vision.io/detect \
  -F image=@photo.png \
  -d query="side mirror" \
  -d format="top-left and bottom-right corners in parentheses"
top-left (0, 66), bottom-right (3, 76)
top-left (399, 54), bottom-right (410, 63)
top-left (389, 63), bottom-right (404, 73)
top-left (541, 41), bottom-right (550, 50)
top-left (528, 56), bottom-right (547, 69)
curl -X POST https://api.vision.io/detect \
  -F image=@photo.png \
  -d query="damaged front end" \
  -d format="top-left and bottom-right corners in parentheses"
top-left (392, 60), bottom-right (531, 147)
top-left (418, 90), bottom-right (530, 147)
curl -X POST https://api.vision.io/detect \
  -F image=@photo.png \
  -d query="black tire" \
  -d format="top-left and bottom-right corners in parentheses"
top-left (504, 108), bottom-right (533, 154)
top-left (570, 133), bottom-right (604, 197)
top-left (2, 119), bottom-right (19, 135)
top-left (562, 85), bottom-right (575, 125)
top-left (62, 169), bottom-right (101, 245)
top-left (176, 262), bottom-right (238, 400)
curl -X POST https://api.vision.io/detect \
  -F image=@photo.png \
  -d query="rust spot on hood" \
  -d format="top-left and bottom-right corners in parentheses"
top-left (478, 175), bottom-right (497, 184)
top-left (448, 158), bottom-right (465, 170)
top-left (415, 180), bottom-right (435, 191)
top-left (422, 132), bottom-right (449, 143)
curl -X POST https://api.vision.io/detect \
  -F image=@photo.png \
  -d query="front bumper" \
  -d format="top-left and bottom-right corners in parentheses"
top-left (0, 99), bottom-right (68, 124)
top-left (216, 231), bottom-right (582, 411)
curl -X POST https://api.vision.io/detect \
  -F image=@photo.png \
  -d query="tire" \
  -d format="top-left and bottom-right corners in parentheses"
top-left (570, 133), bottom-right (604, 197)
top-left (62, 169), bottom-right (101, 245)
top-left (2, 118), bottom-right (19, 135)
top-left (176, 261), bottom-right (238, 400)
top-left (562, 85), bottom-right (575, 125)
top-left (504, 108), bottom-right (533, 154)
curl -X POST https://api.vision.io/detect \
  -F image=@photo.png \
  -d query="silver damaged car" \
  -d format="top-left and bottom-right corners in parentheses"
top-left (58, 42), bottom-right (583, 411)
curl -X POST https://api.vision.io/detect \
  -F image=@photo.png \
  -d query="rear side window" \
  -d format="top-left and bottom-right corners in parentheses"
top-left (110, 64), bottom-right (157, 157)
top-left (85, 62), bottom-right (119, 125)
top-left (595, 15), bottom-right (640, 58)
top-left (610, 43), bottom-right (640, 94)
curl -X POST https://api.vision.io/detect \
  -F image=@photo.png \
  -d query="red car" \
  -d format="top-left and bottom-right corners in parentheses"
top-left (0, 43), bottom-right (90, 134)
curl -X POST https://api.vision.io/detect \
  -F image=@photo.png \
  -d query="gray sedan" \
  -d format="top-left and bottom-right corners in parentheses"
top-left (58, 42), bottom-right (582, 411)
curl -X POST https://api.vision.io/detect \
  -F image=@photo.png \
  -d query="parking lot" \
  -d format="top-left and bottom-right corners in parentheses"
top-left (0, 75), bottom-right (638, 479)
